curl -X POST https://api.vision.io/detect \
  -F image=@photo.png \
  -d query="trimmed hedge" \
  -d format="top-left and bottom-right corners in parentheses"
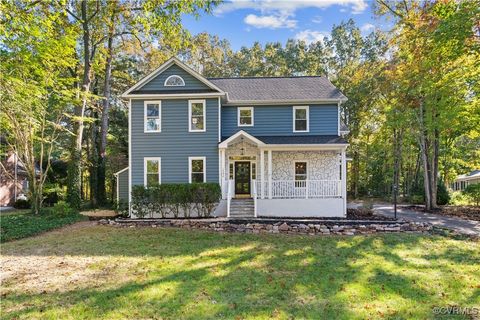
top-left (131, 183), bottom-right (221, 218)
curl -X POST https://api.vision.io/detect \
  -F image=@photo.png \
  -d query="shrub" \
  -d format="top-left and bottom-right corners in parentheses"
top-left (450, 191), bottom-right (469, 206)
top-left (114, 199), bottom-right (129, 218)
top-left (463, 183), bottom-right (480, 206)
top-left (131, 183), bottom-right (221, 218)
top-left (52, 201), bottom-right (76, 217)
top-left (13, 199), bottom-right (31, 209)
top-left (437, 181), bottom-right (450, 205)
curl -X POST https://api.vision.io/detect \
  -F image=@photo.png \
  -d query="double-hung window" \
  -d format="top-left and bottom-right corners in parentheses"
top-left (189, 100), bottom-right (206, 132)
top-left (294, 161), bottom-right (307, 188)
top-left (144, 157), bottom-right (161, 187)
top-left (144, 101), bottom-right (161, 132)
top-left (238, 107), bottom-right (254, 126)
top-left (293, 106), bottom-right (309, 132)
top-left (189, 157), bottom-right (206, 183)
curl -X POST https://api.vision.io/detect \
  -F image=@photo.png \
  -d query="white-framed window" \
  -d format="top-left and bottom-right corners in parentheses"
top-left (189, 157), bottom-right (206, 183)
top-left (144, 157), bottom-right (161, 187)
top-left (189, 99), bottom-right (206, 132)
top-left (294, 161), bottom-right (308, 181)
top-left (293, 106), bottom-right (309, 132)
top-left (164, 75), bottom-right (185, 86)
top-left (238, 107), bottom-right (254, 126)
top-left (144, 101), bottom-right (161, 133)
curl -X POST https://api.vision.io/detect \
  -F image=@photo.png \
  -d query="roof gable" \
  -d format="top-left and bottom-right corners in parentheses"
top-left (122, 57), bottom-right (224, 97)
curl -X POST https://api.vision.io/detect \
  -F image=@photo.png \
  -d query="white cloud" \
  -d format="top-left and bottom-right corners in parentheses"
top-left (360, 23), bottom-right (375, 33)
top-left (215, 0), bottom-right (368, 29)
top-left (312, 15), bottom-right (322, 24)
top-left (244, 13), bottom-right (297, 29)
top-left (215, 0), bottom-right (368, 16)
top-left (295, 29), bottom-right (330, 45)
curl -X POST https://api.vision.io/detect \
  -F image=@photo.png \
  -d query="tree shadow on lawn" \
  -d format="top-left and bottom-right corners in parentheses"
top-left (2, 227), bottom-right (479, 319)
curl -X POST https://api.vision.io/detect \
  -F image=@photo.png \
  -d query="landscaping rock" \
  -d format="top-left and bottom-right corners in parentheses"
top-left (110, 218), bottom-right (435, 236)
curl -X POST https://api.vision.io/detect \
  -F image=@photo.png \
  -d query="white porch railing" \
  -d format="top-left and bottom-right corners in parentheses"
top-left (226, 179), bottom-right (234, 217)
top-left (252, 179), bottom-right (257, 217)
top-left (257, 180), bottom-right (341, 199)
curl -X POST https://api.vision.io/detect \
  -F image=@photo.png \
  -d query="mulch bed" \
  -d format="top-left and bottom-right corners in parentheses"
top-left (405, 205), bottom-right (480, 222)
top-left (346, 208), bottom-right (395, 221)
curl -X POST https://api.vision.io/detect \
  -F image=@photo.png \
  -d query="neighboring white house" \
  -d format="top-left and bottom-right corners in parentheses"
top-left (451, 170), bottom-right (480, 191)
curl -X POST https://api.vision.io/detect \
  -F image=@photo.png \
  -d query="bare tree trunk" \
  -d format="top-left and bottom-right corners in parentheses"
top-left (393, 127), bottom-right (402, 202)
top-left (66, 0), bottom-right (96, 209)
top-left (418, 101), bottom-right (432, 210)
top-left (97, 12), bottom-right (115, 205)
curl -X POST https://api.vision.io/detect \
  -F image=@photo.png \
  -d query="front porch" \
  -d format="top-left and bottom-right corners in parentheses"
top-left (218, 131), bottom-right (347, 218)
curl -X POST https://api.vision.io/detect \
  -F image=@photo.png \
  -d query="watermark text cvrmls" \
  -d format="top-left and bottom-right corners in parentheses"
top-left (432, 306), bottom-right (479, 316)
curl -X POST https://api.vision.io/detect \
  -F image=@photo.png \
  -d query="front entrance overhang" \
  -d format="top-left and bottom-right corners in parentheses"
top-left (219, 130), bottom-right (349, 150)
top-left (219, 130), bottom-right (266, 149)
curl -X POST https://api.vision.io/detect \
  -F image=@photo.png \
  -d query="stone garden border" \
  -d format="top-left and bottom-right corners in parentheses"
top-left (101, 218), bottom-right (433, 236)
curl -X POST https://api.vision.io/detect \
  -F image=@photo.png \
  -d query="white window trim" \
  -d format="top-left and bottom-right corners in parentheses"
top-left (189, 99), bottom-right (206, 132)
top-left (237, 107), bottom-right (254, 127)
top-left (164, 74), bottom-right (185, 87)
top-left (144, 157), bottom-right (161, 187)
top-left (293, 106), bottom-right (309, 133)
top-left (144, 101), bottom-right (162, 133)
top-left (189, 156), bottom-right (206, 183)
top-left (293, 160), bottom-right (309, 181)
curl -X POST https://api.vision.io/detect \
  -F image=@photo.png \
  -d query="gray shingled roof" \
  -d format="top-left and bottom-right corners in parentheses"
top-left (221, 135), bottom-right (347, 145)
top-left (208, 76), bottom-right (347, 102)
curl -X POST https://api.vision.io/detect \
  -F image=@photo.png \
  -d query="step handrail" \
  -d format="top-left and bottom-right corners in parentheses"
top-left (252, 179), bottom-right (257, 217)
top-left (226, 179), bottom-right (233, 218)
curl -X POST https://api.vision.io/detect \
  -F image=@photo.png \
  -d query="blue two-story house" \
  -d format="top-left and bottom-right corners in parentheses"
top-left (117, 57), bottom-right (348, 217)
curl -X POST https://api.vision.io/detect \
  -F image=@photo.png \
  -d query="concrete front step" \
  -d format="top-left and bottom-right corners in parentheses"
top-left (230, 198), bottom-right (255, 217)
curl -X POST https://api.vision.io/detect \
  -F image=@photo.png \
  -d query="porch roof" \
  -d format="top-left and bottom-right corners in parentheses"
top-left (220, 134), bottom-right (347, 146)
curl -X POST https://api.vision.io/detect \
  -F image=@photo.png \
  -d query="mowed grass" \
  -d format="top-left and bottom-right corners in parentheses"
top-left (1, 223), bottom-right (479, 319)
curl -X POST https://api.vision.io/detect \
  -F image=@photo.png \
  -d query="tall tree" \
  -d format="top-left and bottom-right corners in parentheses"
top-left (64, 0), bottom-right (220, 209)
top-left (0, 1), bottom-right (77, 213)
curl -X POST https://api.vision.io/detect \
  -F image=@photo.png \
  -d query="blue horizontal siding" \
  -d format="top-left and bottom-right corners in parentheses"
top-left (117, 169), bottom-right (129, 201)
top-left (131, 98), bottom-right (219, 186)
top-left (221, 105), bottom-right (338, 137)
top-left (138, 64), bottom-right (210, 92)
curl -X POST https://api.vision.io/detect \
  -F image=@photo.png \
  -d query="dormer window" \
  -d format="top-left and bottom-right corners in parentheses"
top-left (164, 75), bottom-right (185, 87)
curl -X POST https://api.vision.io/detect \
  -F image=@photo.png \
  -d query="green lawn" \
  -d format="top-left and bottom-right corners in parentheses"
top-left (1, 224), bottom-right (479, 319)
top-left (0, 211), bottom-right (86, 242)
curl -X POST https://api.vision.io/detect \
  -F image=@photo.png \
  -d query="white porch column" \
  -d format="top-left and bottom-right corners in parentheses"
top-left (268, 149), bottom-right (272, 199)
top-left (220, 148), bottom-right (226, 199)
top-left (260, 149), bottom-right (265, 199)
top-left (341, 149), bottom-right (347, 217)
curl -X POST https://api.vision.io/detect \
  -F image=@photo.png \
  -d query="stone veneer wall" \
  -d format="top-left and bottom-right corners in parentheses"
top-left (271, 151), bottom-right (339, 180)
top-left (223, 143), bottom-right (340, 182)
top-left (104, 219), bottom-right (433, 236)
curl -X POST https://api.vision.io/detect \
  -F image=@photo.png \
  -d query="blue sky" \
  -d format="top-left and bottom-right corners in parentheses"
top-left (183, 0), bottom-right (385, 50)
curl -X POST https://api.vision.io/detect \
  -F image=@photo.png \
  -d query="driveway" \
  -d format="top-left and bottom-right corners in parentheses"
top-left (373, 204), bottom-right (480, 236)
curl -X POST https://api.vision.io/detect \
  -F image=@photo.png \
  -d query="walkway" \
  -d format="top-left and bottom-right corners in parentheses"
top-left (373, 204), bottom-right (480, 236)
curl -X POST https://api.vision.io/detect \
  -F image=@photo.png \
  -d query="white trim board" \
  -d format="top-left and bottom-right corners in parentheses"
top-left (123, 93), bottom-right (225, 99)
top-left (114, 167), bottom-right (129, 176)
top-left (223, 98), bottom-right (347, 106)
top-left (122, 57), bottom-right (224, 97)
top-left (188, 156), bottom-right (207, 183)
